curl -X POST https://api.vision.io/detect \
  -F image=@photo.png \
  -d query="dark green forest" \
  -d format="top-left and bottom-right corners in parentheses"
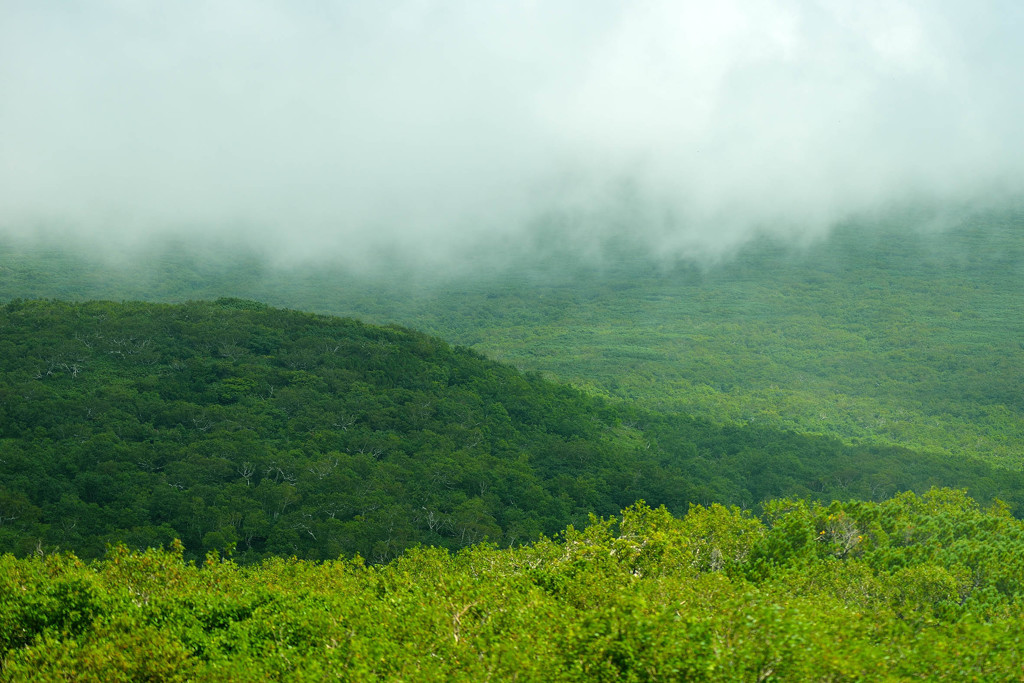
top-left (3, 214), bottom-right (1021, 465)
top-left (3, 299), bottom-right (1018, 565)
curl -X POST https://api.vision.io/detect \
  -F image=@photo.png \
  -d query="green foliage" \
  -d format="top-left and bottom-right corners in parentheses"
top-left (2, 192), bottom-right (1020, 678)
top-left (1, 299), bottom-right (1021, 564)
top-left (3, 491), bottom-right (1024, 680)
top-left (5, 217), bottom-right (1019, 464)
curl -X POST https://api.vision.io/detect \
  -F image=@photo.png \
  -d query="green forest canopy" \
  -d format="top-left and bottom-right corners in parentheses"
top-left (3, 491), bottom-right (1024, 680)
top-left (0, 215), bottom-right (1021, 678)
top-left (1, 299), bottom-right (1021, 563)
top-left (2, 214), bottom-right (1021, 464)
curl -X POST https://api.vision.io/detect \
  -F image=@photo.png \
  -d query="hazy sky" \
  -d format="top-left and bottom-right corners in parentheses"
top-left (2, 1), bottom-right (1022, 266)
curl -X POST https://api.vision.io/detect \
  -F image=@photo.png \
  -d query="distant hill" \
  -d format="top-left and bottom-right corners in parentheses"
top-left (3, 213), bottom-right (1021, 465)
top-left (1, 299), bottom-right (1021, 562)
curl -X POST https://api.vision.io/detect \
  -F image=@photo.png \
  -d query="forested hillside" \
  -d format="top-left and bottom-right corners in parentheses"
top-left (2, 214), bottom-right (1020, 465)
top-left (4, 491), bottom-right (1024, 680)
top-left (1, 299), bottom-right (1021, 564)
top-left (3, 1), bottom-right (1022, 677)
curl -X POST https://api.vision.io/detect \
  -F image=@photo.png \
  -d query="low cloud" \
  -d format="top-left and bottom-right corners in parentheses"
top-left (2, 1), bottom-right (1022, 268)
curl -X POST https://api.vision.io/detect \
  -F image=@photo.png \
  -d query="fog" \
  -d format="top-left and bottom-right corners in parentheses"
top-left (2, 1), bottom-right (1022, 269)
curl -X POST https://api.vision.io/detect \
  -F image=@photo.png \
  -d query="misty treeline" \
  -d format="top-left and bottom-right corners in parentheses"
top-left (3, 1), bottom-right (1024, 677)
top-left (2, 215), bottom-right (1020, 466)
top-left (4, 491), bottom-right (1024, 679)
top-left (4, 2), bottom-right (1023, 265)
top-left (1, 299), bottom-right (1021, 564)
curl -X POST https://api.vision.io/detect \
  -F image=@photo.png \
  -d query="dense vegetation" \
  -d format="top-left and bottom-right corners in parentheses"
top-left (3, 490), bottom-right (1024, 680)
top-left (1, 299), bottom-right (1020, 564)
top-left (2, 213), bottom-right (1021, 465)
top-left (1, 214), bottom-right (1020, 677)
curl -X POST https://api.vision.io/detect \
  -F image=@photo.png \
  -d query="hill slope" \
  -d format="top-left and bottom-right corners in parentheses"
top-left (1, 299), bottom-right (1021, 562)
top-left (2, 214), bottom-right (1020, 465)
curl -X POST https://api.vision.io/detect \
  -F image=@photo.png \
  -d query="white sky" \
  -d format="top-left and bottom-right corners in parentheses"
top-left (2, 1), bottom-right (1022, 265)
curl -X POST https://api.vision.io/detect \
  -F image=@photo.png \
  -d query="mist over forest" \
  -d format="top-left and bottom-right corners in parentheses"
top-left (3, 3), bottom-right (1024, 678)
top-left (3, 1), bottom-right (1024, 269)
